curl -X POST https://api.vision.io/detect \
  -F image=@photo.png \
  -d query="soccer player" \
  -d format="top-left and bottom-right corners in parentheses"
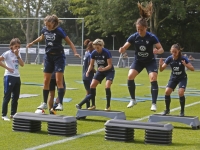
top-left (85, 39), bottom-right (115, 111)
top-left (119, 2), bottom-right (164, 111)
top-left (0, 38), bottom-right (24, 121)
top-left (26, 14), bottom-right (80, 111)
top-left (76, 39), bottom-right (95, 109)
top-left (159, 43), bottom-right (194, 116)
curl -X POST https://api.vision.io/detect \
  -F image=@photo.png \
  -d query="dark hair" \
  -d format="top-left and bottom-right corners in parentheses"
top-left (44, 14), bottom-right (62, 29)
top-left (136, 1), bottom-right (153, 28)
top-left (84, 39), bottom-right (93, 51)
top-left (171, 43), bottom-right (184, 58)
top-left (10, 38), bottom-right (21, 48)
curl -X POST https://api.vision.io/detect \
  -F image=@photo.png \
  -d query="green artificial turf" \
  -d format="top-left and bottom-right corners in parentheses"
top-left (0, 64), bottom-right (200, 150)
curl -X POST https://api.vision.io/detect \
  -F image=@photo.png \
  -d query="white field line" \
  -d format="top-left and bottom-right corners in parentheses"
top-left (25, 101), bottom-right (200, 150)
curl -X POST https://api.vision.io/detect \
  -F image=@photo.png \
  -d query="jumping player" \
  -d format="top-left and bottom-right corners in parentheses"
top-left (159, 43), bottom-right (194, 116)
top-left (26, 14), bottom-right (80, 111)
top-left (85, 39), bottom-right (115, 111)
top-left (119, 2), bottom-right (164, 111)
top-left (0, 38), bottom-right (24, 121)
top-left (75, 39), bottom-right (95, 109)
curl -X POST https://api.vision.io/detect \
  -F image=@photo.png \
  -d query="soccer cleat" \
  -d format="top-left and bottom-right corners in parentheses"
top-left (88, 105), bottom-right (96, 110)
top-left (53, 103), bottom-right (58, 110)
top-left (55, 103), bottom-right (63, 111)
top-left (127, 99), bottom-right (137, 108)
top-left (105, 106), bottom-right (111, 111)
top-left (162, 109), bottom-right (170, 116)
top-left (75, 104), bottom-right (81, 109)
top-left (180, 111), bottom-right (185, 117)
top-left (49, 108), bottom-right (56, 115)
top-left (37, 102), bottom-right (48, 110)
top-left (150, 104), bottom-right (157, 111)
top-left (2, 116), bottom-right (10, 121)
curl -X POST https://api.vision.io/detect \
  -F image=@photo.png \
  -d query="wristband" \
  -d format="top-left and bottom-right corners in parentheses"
top-left (17, 56), bottom-right (20, 59)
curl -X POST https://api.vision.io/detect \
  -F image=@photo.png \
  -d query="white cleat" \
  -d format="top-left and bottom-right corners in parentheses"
top-left (2, 116), bottom-right (10, 121)
top-left (127, 99), bottom-right (137, 108)
top-left (151, 103), bottom-right (157, 111)
top-left (55, 103), bottom-right (63, 111)
top-left (37, 102), bottom-right (48, 109)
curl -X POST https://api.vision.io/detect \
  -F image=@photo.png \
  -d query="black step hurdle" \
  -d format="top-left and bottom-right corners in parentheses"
top-left (76, 109), bottom-right (126, 120)
top-left (13, 112), bottom-right (77, 136)
top-left (105, 119), bottom-right (173, 145)
top-left (148, 114), bottom-right (200, 130)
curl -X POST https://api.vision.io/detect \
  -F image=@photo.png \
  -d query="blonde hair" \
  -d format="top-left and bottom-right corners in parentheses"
top-left (93, 39), bottom-right (104, 47)
top-left (44, 14), bottom-right (63, 29)
top-left (136, 1), bottom-right (153, 28)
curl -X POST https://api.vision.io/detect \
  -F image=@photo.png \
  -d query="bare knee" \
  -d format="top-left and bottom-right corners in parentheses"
top-left (165, 88), bottom-right (173, 95)
top-left (178, 88), bottom-right (185, 97)
top-left (149, 72), bottom-right (157, 82)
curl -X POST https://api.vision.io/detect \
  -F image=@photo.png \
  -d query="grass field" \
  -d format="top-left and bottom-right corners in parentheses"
top-left (0, 64), bottom-right (200, 150)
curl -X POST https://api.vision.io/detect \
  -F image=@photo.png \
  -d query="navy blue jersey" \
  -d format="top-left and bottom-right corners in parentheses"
top-left (41, 26), bottom-right (67, 54)
top-left (82, 51), bottom-right (94, 80)
top-left (127, 31), bottom-right (159, 62)
top-left (91, 48), bottom-right (114, 72)
top-left (165, 56), bottom-right (189, 80)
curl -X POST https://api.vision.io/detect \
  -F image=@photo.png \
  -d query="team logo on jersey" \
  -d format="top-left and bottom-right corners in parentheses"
top-left (179, 62), bottom-right (181, 65)
top-left (45, 33), bottom-right (56, 41)
top-left (173, 67), bottom-right (179, 71)
top-left (102, 56), bottom-right (105, 59)
top-left (96, 60), bottom-right (105, 64)
top-left (139, 45), bottom-right (146, 51)
top-left (146, 41), bottom-right (149, 44)
top-left (48, 42), bottom-right (53, 46)
top-left (138, 52), bottom-right (149, 57)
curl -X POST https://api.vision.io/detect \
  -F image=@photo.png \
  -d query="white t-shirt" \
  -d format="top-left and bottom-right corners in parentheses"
top-left (1, 50), bottom-right (21, 77)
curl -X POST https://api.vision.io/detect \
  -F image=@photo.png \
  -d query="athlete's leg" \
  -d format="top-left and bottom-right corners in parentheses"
top-left (162, 80), bottom-right (177, 115)
top-left (76, 80), bottom-right (91, 109)
top-left (178, 78), bottom-right (187, 116)
top-left (149, 72), bottom-right (158, 104)
top-left (42, 73), bottom-right (51, 105)
top-left (11, 77), bottom-right (20, 116)
top-left (88, 79), bottom-right (99, 109)
top-left (2, 76), bottom-right (13, 118)
top-left (105, 71), bottom-right (115, 110)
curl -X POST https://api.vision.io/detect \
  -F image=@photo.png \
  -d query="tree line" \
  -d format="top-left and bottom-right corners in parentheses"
top-left (0, 0), bottom-right (200, 55)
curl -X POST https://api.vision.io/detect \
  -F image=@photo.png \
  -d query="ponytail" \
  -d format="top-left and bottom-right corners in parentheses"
top-left (136, 1), bottom-right (153, 28)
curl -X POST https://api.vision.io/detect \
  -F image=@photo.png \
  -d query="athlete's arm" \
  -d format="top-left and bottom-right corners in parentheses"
top-left (64, 37), bottom-right (80, 58)
top-left (119, 42), bottom-right (131, 54)
top-left (86, 59), bottom-right (95, 77)
top-left (26, 35), bottom-right (45, 48)
top-left (159, 57), bottom-right (167, 72)
top-left (154, 43), bottom-right (164, 54)
top-left (0, 56), bottom-right (14, 73)
top-left (182, 60), bottom-right (195, 71)
top-left (14, 49), bottom-right (24, 67)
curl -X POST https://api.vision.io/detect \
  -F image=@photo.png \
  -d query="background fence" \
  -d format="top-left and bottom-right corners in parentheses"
top-left (0, 45), bottom-right (199, 70)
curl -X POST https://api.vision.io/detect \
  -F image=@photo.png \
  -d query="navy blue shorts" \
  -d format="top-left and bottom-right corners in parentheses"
top-left (130, 59), bottom-right (158, 74)
top-left (167, 77), bottom-right (187, 90)
top-left (83, 80), bottom-right (91, 91)
top-left (49, 77), bottom-right (66, 91)
top-left (44, 53), bottom-right (66, 73)
top-left (93, 71), bottom-right (115, 83)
